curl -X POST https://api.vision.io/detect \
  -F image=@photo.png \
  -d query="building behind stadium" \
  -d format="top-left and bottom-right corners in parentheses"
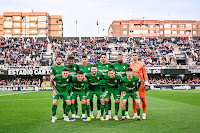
top-left (0, 9), bottom-right (63, 38)
top-left (108, 18), bottom-right (200, 38)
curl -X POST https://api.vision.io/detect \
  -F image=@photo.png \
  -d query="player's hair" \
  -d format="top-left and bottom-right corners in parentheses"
top-left (91, 64), bottom-right (97, 68)
top-left (108, 68), bottom-right (115, 72)
top-left (68, 56), bottom-right (74, 60)
top-left (82, 55), bottom-right (87, 58)
top-left (62, 67), bottom-right (69, 71)
top-left (77, 70), bottom-right (84, 75)
top-left (101, 53), bottom-right (106, 57)
top-left (132, 51), bottom-right (137, 55)
top-left (126, 67), bottom-right (132, 72)
top-left (56, 56), bottom-right (62, 60)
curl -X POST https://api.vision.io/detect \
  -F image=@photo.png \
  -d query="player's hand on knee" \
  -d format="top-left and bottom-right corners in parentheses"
top-left (134, 91), bottom-right (139, 96)
top-left (53, 90), bottom-right (58, 96)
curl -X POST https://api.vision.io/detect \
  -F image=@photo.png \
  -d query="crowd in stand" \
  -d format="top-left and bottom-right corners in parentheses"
top-left (149, 76), bottom-right (200, 85)
top-left (0, 78), bottom-right (40, 86)
top-left (0, 38), bottom-right (47, 67)
top-left (176, 39), bottom-right (200, 65)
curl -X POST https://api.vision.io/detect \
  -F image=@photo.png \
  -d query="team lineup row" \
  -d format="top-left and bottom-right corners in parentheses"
top-left (50, 53), bottom-right (149, 122)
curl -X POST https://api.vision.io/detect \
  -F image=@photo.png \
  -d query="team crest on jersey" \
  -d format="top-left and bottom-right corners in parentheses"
top-left (74, 67), bottom-right (76, 70)
top-left (81, 83), bottom-right (84, 86)
top-left (66, 79), bottom-right (69, 82)
top-left (133, 82), bottom-right (135, 85)
top-left (114, 80), bottom-right (117, 83)
top-left (123, 66), bottom-right (126, 69)
top-left (106, 65), bottom-right (108, 67)
top-left (97, 77), bottom-right (100, 80)
top-left (88, 68), bottom-right (90, 70)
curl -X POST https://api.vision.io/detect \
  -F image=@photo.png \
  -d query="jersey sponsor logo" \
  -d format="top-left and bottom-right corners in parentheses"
top-left (126, 86), bottom-right (135, 90)
top-left (74, 86), bottom-right (82, 90)
top-left (90, 82), bottom-right (99, 85)
top-left (116, 72), bottom-right (125, 75)
top-left (107, 82), bottom-right (117, 86)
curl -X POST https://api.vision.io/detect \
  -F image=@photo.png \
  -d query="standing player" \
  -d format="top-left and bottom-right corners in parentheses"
top-left (112, 54), bottom-right (130, 119)
top-left (65, 56), bottom-right (80, 118)
top-left (85, 65), bottom-right (105, 121)
top-left (50, 56), bottom-right (66, 119)
top-left (78, 55), bottom-right (94, 118)
top-left (51, 67), bottom-right (72, 122)
top-left (129, 52), bottom-right (149, 119)
top-left (104, 68), bottom-right (121, 121)
top-left (96, 53), bottom-right (112, 119)
top-left (120, 67), bottom-right (142, 121)
top-left (71, 71), bottom-right (88, 121)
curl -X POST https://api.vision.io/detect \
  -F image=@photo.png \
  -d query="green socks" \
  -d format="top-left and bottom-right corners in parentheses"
top-left (125, 101), bottom-right (128, 111)
top-left (82, 104), bottom-right (86, 114)
top-left (52, 105), bottom-right (57, 116)
top-left (137, 109), bottom-right (140, 117)
top-left (65, 105), bottom-right (71, 116)
top-left (122, 110), bottom-right (125, 117)
top-left (100, 104), bottom-right (105, 116)
top-left (72, 103), bottom-right (75, 114)
top-left (63, 101), bottom-right (67, 114)
top-left (105, 101), bottom-right (109, 115)
top-left (87, 105), bottom-right (91, 117)
top-left (115, 102), bottom-right (119, 115)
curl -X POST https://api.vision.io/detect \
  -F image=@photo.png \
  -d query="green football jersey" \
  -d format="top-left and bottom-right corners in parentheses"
top-left (78, 63), bottom-right (92, 75)
top-left (121, 76), bottom-right (141, 93)
top-left (96, 62), bottom-right (112, 75)
top-left (85, 71), bottom-right (104, 90)
top-left (72, 77), bottom-right (88, 91)
top-left (112, 62), bottom-right (129, 77)
top-left (65, 64), bottom-right (78, 76)
top-left (52, 74), bottom-right (72, 92)
top-left (104, 74), bottom-right (121, 88)
top-left (50, 65), bottom-right (65, 75)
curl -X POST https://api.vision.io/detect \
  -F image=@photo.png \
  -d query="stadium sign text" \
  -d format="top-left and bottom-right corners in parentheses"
top-left (8, 69), bottom-right (51, 75)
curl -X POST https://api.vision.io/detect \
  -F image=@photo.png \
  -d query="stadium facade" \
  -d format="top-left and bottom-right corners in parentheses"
top-left (0, 9), bottom-right (63, 38)
top-left (108, 19), bottom-right (200, 37)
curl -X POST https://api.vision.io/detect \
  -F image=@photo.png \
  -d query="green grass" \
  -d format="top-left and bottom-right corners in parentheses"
top-left (0, 90), bottom-right (200, 133)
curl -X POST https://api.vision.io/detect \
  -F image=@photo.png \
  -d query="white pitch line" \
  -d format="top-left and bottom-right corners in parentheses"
top-left (0, 98), bottom-right (51, 101)
top-left (0, 91), bottom-right (36, 97)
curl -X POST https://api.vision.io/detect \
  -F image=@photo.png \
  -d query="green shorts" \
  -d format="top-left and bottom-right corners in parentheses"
top-left (71, 91), bottom-right (87, 100)
top-left (53, 91), bottom-right (71, 101)
top-left (122, 93), bottom-right (140, 100)
top-left (86, 89), bottom-right (104, 99)
top-left (104, 87), bottom-right (120, 99)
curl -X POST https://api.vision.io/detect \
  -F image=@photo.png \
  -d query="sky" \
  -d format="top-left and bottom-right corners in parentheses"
top-left (0, 0), bottom-right (200, 37)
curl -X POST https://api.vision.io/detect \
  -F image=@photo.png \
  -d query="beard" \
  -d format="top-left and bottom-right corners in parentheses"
top-left (118, 60), bottom-right (123, 64)
top-left (57, 62), bottom-right (61, 65)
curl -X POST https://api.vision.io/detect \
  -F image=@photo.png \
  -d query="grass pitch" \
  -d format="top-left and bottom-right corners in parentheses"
top-left (0, 90), bottom-right (199, 133)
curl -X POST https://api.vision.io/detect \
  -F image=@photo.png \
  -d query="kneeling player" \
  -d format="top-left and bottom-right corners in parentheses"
top-left (71, 71), bottom-right (88, 121)
top-left (51, 68), bottom-right (72, 122)
top-left (86, 65), bottom-right (105, 121)
top-left (120, 67), bottom-right (142, 121)
top-left (104, 68), bottom-right (121, 121)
